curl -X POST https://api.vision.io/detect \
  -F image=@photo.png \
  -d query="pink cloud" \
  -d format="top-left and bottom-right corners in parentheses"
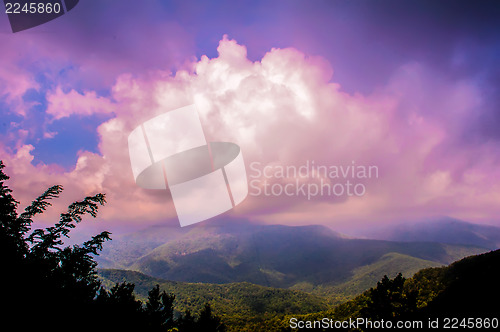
top-left (2, 37), bottom-right (500, 231)
top-left (46, 87), bottom-right (116, 120)
top-left (0, 64), bottom-right (39, 117)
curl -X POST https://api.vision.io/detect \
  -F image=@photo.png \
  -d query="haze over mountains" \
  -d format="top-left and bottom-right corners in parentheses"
top-left (96, 217), bottom-right (498, 300)
top-left (351, 217), bottom-right (500, 250)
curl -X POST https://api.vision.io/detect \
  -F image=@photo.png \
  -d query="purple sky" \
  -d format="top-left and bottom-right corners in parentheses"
top-left (1, 0), bottom-right (500, 232)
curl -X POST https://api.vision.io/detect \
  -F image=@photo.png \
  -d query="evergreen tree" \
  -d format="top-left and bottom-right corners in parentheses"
top-left (177, 309), bottom-right (197, 332)
top-left (146, 284), bottom-right (176, 331)
top-left (196, 303), bottom-right (227, 332)
top-left (361, 273), bottom-right (417, 320)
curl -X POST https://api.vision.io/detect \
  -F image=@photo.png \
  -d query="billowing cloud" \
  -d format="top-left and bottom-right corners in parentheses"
top-left (2, 36), bottom-right (499, 232)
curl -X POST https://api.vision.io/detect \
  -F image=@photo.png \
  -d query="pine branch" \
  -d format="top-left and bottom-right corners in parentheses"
top-left (28, 193), bottom-right (106, 254)
top-left (82, 231), bottom-right (112, 255)
top-left (19, 185), bottom-right (63, 236)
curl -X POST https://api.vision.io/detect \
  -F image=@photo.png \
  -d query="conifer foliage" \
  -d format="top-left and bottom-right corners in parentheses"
top-left (0, 161), bottom-right (225, 331)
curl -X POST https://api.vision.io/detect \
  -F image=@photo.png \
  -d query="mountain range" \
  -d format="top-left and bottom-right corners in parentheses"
top-left (96, 217), bottom-right (498, 301)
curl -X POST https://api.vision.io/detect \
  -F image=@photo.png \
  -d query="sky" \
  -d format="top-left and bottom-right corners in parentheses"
top-left (1, 0), bottom-right (500, 234)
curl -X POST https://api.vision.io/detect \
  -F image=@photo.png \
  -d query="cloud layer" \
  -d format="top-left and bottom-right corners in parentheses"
top-left (1, 35), bottom-right (499, 231)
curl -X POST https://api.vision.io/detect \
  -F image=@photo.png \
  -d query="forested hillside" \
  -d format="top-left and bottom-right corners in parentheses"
top-left (99, 269), bottom-right (329, 331)
top-left (265, 249), bottom-right (500, 331)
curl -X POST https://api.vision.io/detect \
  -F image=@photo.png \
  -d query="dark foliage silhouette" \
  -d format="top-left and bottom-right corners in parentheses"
top-left (178, 309), bottom-right (198, 332)
top-left (0, 160), bottom-right (225, 331)
top-left (197, 303), bottom-right (227, 332)
top-left (145, 284), bottom-right (176, 331)
top-left (361, 273), bottom-right (417, 320)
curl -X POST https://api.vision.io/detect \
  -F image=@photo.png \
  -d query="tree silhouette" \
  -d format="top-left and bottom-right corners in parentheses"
top-left (1, 161), bottom-right (110, 328)
top-left (196, 303), bottom-right (227, 332)
top-left (0, 160), bottom-right (226, 331)
top-left (146, 284), bottom-right (176, 331)
top-left (95, 282), bottom-right (150, 329)
top-left (178, 309), bottom-right (197, 332)
top-left (361, 272), bottom-right (417, 321)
